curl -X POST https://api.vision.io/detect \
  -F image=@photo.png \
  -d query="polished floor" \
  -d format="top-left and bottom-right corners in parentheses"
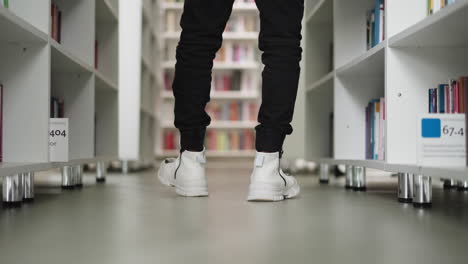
top-left (1, 166), bottom-right (468, 263)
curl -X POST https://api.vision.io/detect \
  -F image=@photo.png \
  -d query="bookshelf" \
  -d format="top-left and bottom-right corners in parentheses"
top-left (306, 0), bottom-right (468, 205)
top-left (117, 0), bottom-right (158, 171)
top-left (155, 0), bottom-right (261, 157)
top-left (0, 0), bottom-right (121, 203)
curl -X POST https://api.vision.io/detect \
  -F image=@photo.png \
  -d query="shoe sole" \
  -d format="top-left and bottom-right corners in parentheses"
top-left (247, 182), bottom-right (300, 202)
top-left (158, 167), bottom-right (208, 197)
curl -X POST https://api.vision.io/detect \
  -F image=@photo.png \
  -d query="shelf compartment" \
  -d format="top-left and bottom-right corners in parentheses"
top-left (52, 0), bottom-right (95, 66)
top-left (386, 47), bottom-right (468, 164)
top-left (306, 71), bottom-right (334, 93)
top-left (304, 0), bottom-right (333, 85)
top-left (334, 72), bottom-right (385, 160)
top-left (4, 0), bottom-right (49, 35)
top-left (305, 80), bottom-right (334, 160)
top-left (0, 44), bottom-right (50, 162)
top-left (95, 70), bottom-right (118, 92)
top-left (51, 73), bottom-right (95, 160)
top-left (95, 2), bottom-right (119, 85)
top-left (335, 0), bottom-right (383, 68)
top-left (95, 89), bottom-right (118, 157)
top-left (389, 0), bottom-right (468, 48)
top-left (51, 40), bottom-right (94, 73)
top-left (96, 0), bottom-right (118, 22)
top-left (336, 41), bottom-right (386, 77)
top-left (306, 0), bottom-right (332, 24)
top-left (0, 6), bottom-right (48, 44)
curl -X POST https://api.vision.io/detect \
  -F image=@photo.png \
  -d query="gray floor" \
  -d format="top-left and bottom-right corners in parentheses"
top-left (1, 167), bottom-right (468, 264)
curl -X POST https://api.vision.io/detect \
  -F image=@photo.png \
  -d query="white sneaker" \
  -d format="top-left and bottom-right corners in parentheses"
top-left (247, 152), bottom-right (300, 202)
top-left (157, 150), bottom-right (208, 197)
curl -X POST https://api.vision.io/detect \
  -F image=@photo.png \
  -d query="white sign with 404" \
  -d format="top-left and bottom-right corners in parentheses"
top-left (49, 118), bottom-right (69, 162)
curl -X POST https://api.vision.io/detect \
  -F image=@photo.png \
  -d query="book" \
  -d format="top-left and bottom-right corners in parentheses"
top-left (365, 98), bottom-right (386, 160)
top-left (465, 77), bottom-right (468, 165)
top-left (51, 3), bottom-right (62, 43)
top-left (366, 0), bottom-right (385, 49)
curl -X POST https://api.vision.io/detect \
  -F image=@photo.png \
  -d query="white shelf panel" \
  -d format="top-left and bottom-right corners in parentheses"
top-left (0, 7), bottom-right (48, 44)
top-left (318, 158), bottom-right (468, 180)
top-left (95, 70), bottom-right (118, 91)
top-left (162, 61), bottom-right (259, 70)
top-left (389, 0), bottom-right (468, 47)
top-left (163, 31), bottom-right (259, 41)
top-left (160, 2), bottom-right (258, 12)
top-left (141, 105), bottom-right (155, 118)
top-left (0, 157), bottom-right (118, 177)
top-left (161, 120), bottom-right (257, 129)
top-left (0, 162), bottom-right (55, 177)
top-left (96, 0), bottom-right (119, 22)
top-left (336, 41), bottom-right (386, 77)
top-left (161, 91), bottom-right (259, 100)
top-left (51, 40), bottom-right (94, 73)
top-left (306, 0), bottom-right (332, 24)
top-left (422, 166), bottom-right (468, 181)
top-left (306, 71), bottom-right (334, 93)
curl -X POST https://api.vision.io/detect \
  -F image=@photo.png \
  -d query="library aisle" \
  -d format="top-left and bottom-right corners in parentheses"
top-left (1, 167), bottom-right (468, 263)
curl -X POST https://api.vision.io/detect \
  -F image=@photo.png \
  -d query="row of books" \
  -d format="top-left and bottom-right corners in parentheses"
top-left (164, 71), bottom-right (258, 92)
top-left (206, 102), bottom-right (258, 122)
top-left (366, 0), bottom-right (385, 50)
top-left (206, 130), bottom-right (254, 151)
top-left (428, 0), bottom-right (456, 15)
top-left (163, 130), bottom-right (255, 151)
top-left (365, 97), bottom-right (386, 160)
top-left (0, 0), bottom-right (8, 8)
top-left (165, 12), bottom-right (258, 33)
top-left (215, 43), bottom-right (255, 63)
top-left (50, 97), bottom-right (65, 118)
top-left (51, 2), bottom-right (63, 43)
top-left (225, 15), bottom-right (259, 33)
top-left (428, 77), bottom-right (467, 114)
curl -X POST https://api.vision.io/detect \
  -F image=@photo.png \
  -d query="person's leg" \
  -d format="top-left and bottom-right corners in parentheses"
top-left (159, 0), bottom-right (234, 197)
top-left (173, 0), bottom-right (235, 151)
top-left (255, 0), bottom-right (304, 152)
top-left (247, 0), bottom-right (304, 202)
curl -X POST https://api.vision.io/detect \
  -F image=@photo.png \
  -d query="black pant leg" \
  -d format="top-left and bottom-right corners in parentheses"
top-left (173, 0), bottom-right (235, 151)
top-left (255, 0), bottom-right (305, 152)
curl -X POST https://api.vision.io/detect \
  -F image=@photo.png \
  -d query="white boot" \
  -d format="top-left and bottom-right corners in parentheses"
top-left (157, 150), bottom-right (208, 197)
top-left (247, 152), bottom-right (300, 201)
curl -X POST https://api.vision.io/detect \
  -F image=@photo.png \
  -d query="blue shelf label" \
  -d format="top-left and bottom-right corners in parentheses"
top-left (421, 118), bottom-right (441, 138)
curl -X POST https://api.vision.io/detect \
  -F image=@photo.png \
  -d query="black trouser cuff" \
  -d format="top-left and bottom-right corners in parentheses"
top-left (180, 129), bottom-right (206, 152)
top-left (255, 130), bottom-right (286, 153)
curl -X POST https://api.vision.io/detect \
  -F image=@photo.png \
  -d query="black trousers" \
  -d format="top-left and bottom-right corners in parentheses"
top-left (173, 0), bottom-right (304, 152)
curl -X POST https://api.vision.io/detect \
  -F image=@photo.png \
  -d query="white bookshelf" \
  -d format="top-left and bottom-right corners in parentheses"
top-left (0, 0), bottom-right (120, 191)
top-left (155, 0), bottom-right (261, 157)
top-left (305, 0), bottom-right (468, 181)
top-left (118, 0), bottom-right (158, 165)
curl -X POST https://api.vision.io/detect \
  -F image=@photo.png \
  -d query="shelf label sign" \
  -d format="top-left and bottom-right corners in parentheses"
top-left (417, 114), bottom-right (465, 167)
top-left (49, 118), bottom-right (69, 162)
